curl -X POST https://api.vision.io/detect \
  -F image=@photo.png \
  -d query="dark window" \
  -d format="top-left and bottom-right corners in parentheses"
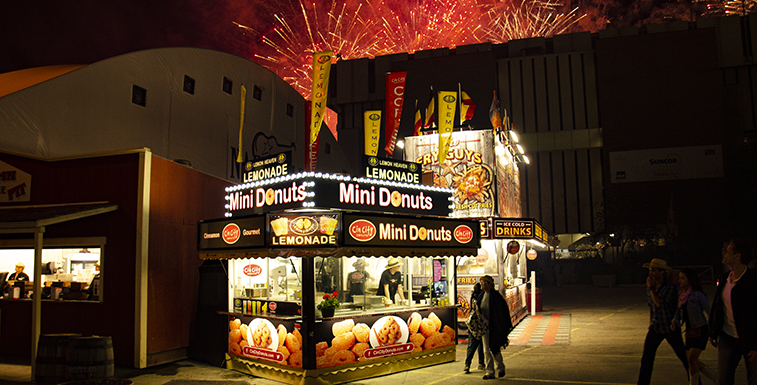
top-left (223, 77), bottom-right (233, 94)
top-left (253, 85), bottom-right (262, 101)
top-left (286, 103), bottom-right (294, 117)
top-left (368, 61), bottom-right (375, 94)
top-left (183, 75), bottom-right (195, 95)
top-left (132, 85), bottom-right (147, 107)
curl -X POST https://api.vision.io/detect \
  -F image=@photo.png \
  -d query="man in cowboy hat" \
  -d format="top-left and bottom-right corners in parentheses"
top-left (346, 259), bottom-right (373, 302)
top-left (379, 257), bottom-right (405, 304)
top-left (638, 258), bottom-right (689, 384)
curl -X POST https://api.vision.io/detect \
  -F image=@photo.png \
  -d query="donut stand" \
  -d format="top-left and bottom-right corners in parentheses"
top-left (197, 167), bottom-right (480, 385)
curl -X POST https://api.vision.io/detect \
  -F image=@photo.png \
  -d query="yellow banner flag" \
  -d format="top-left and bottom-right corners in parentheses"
top-left (437, 91), bottom-right (457, 164)
top-left (237, 85), bottom-right (247, 163)
top-left (364, 110), bottom-right (382, 156)
top-left (310, 51), bottom-right (333, 143)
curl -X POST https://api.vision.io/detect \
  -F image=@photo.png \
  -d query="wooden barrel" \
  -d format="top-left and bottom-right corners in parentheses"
top-left (65, 336), bottom-right (114, 380)
top-left (35, 333), bottom-right (82, 384)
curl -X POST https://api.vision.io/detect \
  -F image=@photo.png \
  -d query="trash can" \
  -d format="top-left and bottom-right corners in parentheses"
top-left (526, 288), bottom-right (542, 312)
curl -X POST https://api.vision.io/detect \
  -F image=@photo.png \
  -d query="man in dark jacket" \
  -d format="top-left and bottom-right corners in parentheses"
top-left (475, 275), bottom-right (512, 380)
top-left (708, 238), bottom-right (757, 385)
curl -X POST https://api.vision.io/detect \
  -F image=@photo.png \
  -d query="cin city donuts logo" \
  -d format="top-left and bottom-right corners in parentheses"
top-left (243, 264), bottom-right (263, 277)
top-left (349, 219), bottom-right (377, 242)
top-left (369, 157), bottom-right (379, 166)
top-left (277, 153), bottom-right (287, 164)
top-left (222, 223), bottom-right (241, 244)
top-left (453, 225), bottom-right (474, 244)
top-left (409, 163), bottom-right (418, 172)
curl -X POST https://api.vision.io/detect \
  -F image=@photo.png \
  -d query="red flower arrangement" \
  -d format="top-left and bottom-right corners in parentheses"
top-left (317, 291), bottom-right (340, 310)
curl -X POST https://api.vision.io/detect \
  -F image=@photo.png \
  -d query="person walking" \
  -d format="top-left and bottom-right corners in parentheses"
top-left (638, 258), bottom-right (689, 385)
top-left (463, 282), bottom-right (485, 374)
top-left (708, 238), bottom-right (757, 385)
top-left (476, 275), bottom-right (512, 380)
top-left (672, 267), bottom-right (713, 384)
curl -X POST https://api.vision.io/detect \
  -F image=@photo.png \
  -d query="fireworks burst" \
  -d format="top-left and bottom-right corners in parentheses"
top-left (482, 0), bottom-right (587, 42)
top-left (239, 0), bottom-right (602, 98)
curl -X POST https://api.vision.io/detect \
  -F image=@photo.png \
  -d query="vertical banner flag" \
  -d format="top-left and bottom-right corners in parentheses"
top-left (364, 110), bottom-right (382, 156)
top-left (310, 51), bottom-right (333, 144)
top-left (385, 72), bottom-right (407, 155)
top-left (459, 86), bottom-right (476, 125)
top-left (305, 102), bottom-right (319, 171)
top-left (424, 86), bottom-right (436, 130)
top-left (437, 91), bottom-right (457, 164)
top-left (237, 85), bottom-right (247, 163)
top-left (489, 90), bottom-right (503, 136)
top-left (414, 101), bottom-right (423, 136)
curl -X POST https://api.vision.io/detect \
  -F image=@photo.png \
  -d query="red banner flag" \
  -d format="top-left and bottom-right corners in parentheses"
top-left (460, 89), bottom-right (476, 125)
top-left (385, 72), bottom-right (406, 155)
top-left (414, 108), bottom-right (423, 136)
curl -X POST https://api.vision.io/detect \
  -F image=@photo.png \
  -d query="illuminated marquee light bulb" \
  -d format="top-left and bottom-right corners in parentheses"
top-left (517, 144), bottom-right (525, 154)
top-left (523, 155), bottom-right (530, 164)
top-left (510, 131), bottom-right (519, 143)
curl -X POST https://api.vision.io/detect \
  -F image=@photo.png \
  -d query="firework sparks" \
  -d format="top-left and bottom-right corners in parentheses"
top-left (481, 0), bottom-right (587, 42)
top-left (240, 0), bottom-right (602, 98)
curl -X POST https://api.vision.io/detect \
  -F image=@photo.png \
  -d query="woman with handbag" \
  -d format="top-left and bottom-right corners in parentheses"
top-left (477, 275), bottom-right (513, 380)
top-left (671, 267), bottom-right (713, 384)
top-left (463, 282), bottom-right (486, 373)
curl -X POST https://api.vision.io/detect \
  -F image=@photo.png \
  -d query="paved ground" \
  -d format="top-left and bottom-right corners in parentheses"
top-left (1, 283), bottom-right (744, 384)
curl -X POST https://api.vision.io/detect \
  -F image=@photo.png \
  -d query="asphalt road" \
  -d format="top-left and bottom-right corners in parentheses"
top-left (4, 283), bottom-right (738, 384)
top-left (118, 283), bottom-right (734, 385)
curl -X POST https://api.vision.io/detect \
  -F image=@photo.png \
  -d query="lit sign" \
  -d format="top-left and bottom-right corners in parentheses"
top-left (492, 218), bottom-right (548, 244)
top-left (362, 155), bottom-right (421, 184)
top-left (343, 213), bottom-right (479, 248)
top-left (225, 173), bottom-right (453, 217)
top-left (269, 213), bottom-right (340, 247)
top-left (242, 151), bottom-right (292, 183)
top-left (198, 215), bottom-right (266, 250)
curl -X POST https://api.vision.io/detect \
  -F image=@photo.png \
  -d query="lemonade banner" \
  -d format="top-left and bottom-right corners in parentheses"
top-left (310, 51), bottom-right (333, 144)
top-left (437, 91), bottom-right (456, 164)
top-left (364, 110), bottom-right (382, 156)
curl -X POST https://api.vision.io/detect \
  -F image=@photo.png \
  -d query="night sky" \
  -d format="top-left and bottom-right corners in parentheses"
top-left (1, 0), bottom-right (716, 76)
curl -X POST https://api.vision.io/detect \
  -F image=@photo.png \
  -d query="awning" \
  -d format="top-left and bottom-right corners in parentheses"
top-left (200, 247), bottom-right (479, 260)
top-left (0, 201), bottom-right (119, 230)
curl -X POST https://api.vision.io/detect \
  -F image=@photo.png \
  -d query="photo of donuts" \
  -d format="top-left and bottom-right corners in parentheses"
top-left (368, 316), bottom-right (409, 348)
top-left (228, 317), bottom-right (302, 368)
top-left (314, 310), bottom-right (456, 369)
top-left (246, 318), bottom-right (278, 350)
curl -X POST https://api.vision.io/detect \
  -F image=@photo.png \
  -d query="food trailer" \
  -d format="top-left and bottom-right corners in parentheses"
top-left (402, 129), bottom-right (550, 330)
top-left (197, 163), bottom-right (480, 385)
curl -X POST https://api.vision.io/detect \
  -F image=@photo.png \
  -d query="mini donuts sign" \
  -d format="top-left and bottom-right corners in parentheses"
top-left (344, 213), bottom-right (479, 248)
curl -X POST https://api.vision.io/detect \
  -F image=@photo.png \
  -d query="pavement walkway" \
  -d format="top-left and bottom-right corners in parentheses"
top-left (1, 283), bottom-right (745, 385)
